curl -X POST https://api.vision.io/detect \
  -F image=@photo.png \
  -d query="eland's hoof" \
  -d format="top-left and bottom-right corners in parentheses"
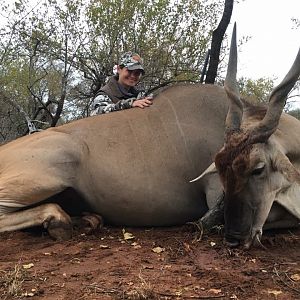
top-left (71, 213), bottom-right (103, 234)
top-left (46, 220), bottom-right (73, 240)
top-left (81, 213), bottom-right (103, 234)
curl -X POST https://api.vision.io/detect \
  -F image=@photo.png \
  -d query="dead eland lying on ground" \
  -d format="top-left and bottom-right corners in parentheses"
top-left (0, 25), bottom-right (299, 249)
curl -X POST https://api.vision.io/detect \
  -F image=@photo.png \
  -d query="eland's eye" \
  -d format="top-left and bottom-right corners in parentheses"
top-left (251, 163), bottom-right (265, 176)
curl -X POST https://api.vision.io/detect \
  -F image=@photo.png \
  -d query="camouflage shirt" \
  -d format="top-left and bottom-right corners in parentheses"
top-left (91, 75), bottom-right (144, 115)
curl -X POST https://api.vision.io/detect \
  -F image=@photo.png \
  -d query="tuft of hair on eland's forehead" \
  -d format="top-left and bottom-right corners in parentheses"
top-left (215, 133), bottom-right (254, 178)
top-left (215, 143), bottom-right (254, 194)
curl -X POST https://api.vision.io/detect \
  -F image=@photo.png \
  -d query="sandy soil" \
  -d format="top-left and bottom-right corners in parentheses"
top-left (0, 225), bottom-right (299, 300)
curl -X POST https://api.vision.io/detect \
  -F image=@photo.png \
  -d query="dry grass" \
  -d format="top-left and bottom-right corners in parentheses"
top-left (123, 270), bottom-right (159, 300)
top-left (0, 262), bottom-right (25, 298)
top-left (83, 269), bottom-right (159, 300)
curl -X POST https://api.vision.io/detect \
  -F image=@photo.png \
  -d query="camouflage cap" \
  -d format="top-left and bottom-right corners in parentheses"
top-left (119, 51), bottom-right (145, 74)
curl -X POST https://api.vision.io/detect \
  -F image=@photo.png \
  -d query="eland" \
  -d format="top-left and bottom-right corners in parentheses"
top-left (0, 25), bottom-right (299, 248)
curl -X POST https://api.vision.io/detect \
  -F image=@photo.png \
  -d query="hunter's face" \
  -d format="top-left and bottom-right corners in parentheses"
top-left (117, 67), bottom-right (142, 89)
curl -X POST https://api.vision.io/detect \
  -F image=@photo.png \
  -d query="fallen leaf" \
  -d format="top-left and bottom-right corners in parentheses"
top-left (183, 242), bottom-right (191, 252)
top-left (131, 242), bottom-right (141, 249)
top-left (291, 273), bottom-right (300, 281)
top-left (261, 269), bottom-right (268, 273)
top-left (22, 292), bottom-right (35, 297)
top-left (143, 265), bottom-right (154, 269)
top-left (163, 265), bottom-right (172, 269)
top-left (152, 246), bottom-right (165, 253)
top-left (267, 289), bottom-right (282, 296)
top-left (122, 229), bottom-right (135, 240)
top-left (23, 263), bottom-right (34, 269)
top-left (70, 258), bottom-right (81, 264)
top-left (208, 288), bottom-right (222, 294)
top-left (22, 289), bottom-right (37, 297)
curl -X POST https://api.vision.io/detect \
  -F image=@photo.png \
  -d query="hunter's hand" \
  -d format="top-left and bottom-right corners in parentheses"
top-left (132, 97), bottom-right (153, 109)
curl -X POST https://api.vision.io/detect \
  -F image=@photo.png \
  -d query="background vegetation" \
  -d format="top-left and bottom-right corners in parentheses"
top-left (0, 0), bottom-right (299, 143)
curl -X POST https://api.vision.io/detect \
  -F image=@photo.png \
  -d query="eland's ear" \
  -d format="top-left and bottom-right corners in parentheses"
top-left (190, 162), bottom-right (217, 183)
top-left (272, 150), bottom-right (300, 184)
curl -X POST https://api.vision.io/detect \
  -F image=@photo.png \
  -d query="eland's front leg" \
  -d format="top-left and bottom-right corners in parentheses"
top-left (0, 203), bottom-right (72, 240)
top-left (0, 172), bottom-right (74, 239)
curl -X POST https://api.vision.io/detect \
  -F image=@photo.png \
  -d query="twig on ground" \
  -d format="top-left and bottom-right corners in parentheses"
top-left (273, 266), bottom-right (300, 295)
top-left (157, 292), bottom-right (226, 299)
top-left (187, 220), bottom-right (204, 242)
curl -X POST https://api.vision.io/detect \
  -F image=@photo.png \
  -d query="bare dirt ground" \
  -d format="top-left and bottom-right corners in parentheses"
top-left (0, 225), bottom-right (299, 300)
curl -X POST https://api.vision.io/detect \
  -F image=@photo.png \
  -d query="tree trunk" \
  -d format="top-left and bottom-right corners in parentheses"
top-left (205, 0), bottom-right (234, 84)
